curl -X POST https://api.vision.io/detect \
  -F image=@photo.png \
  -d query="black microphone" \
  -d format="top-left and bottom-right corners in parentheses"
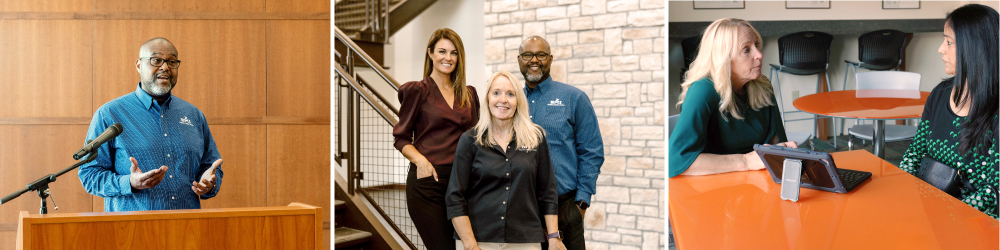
top-left (73, 123), bottom-right (123, 160)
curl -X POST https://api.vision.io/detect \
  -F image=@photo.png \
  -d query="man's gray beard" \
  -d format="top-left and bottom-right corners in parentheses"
top-left (526, 72), bottom-right (543, 82)
top-left (142, 80), bottom-right (173, 98)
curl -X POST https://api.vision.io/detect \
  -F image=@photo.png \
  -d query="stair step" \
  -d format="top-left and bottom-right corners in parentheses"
top-left (335, 200), bottom-right (346, 211)
top-left (335, 7), bottom-right (365, 14)
top-left (335, 15), bottom-right (365, 23)
top-left (334, 227), bottom-right (372, 246)
top-left (335, 2), bottom-right (366, 11)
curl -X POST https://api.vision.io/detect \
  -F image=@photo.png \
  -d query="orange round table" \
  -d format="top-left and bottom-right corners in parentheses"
top-left (792, 90), bottom-right (929, 158)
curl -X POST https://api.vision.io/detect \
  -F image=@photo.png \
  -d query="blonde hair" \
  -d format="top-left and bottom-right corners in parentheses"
top-left (473, 71), bottom-right (545, 149)
top-left (676, 18), bottom-right (775, 120)
top-left (424, 28), bottom-right (472, 108)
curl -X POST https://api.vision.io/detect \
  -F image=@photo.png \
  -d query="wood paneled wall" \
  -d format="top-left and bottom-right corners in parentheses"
top-left (0, 1), bottom-right (330, 249)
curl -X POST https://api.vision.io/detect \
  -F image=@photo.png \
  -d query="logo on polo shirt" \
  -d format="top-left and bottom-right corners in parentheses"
top-left (180, 116), bottom-right (194, 126)
top-left (548, 98), bottom-right (564, 106)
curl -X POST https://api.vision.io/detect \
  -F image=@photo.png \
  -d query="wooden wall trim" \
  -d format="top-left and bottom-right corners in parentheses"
top-left (0, 117), bottom-right (92, 125)
top-left (0, 221), bottom-right (329, 232)
top-left (212, 117), bottom-right (331, 125)
top-left (0, 12), bottom-right (330, 20)
top-left (0, 117), bottom-right (330, 125)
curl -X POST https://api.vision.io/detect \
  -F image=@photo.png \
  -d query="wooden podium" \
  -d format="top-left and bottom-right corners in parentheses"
top-left (15, 202), bottom-right (322, 250)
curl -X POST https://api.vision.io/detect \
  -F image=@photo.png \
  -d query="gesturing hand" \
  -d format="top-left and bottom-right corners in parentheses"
top-left (129, 157), bottom-right (168, 190)
top-left (192, 159), bottom-right (223, 196)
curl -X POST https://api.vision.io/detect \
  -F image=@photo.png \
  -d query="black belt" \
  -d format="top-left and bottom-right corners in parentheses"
top-left (558, 190), bottom-right (577, 202)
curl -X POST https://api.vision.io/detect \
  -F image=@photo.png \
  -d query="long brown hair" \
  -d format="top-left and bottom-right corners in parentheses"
top-left (423, 28), bottom-right (471, 108)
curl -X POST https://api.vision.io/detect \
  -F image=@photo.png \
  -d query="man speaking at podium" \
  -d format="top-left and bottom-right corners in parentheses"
top-left (78, 37), bottom-right (224, 212)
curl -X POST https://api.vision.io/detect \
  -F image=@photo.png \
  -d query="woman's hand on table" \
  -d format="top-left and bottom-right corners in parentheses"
top-left (743, 151), bottom-right (766, 171)
top-left (747, 141), bottom-right (799, 171)
top-left (775, 141), bottom-right (799, 148)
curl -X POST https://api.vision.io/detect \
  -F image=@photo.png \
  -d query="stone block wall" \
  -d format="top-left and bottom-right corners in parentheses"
top-left (484, 0), bottom-right (665, 249)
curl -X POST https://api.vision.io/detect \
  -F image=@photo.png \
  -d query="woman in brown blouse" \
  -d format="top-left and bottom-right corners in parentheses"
top-left (393, 28), bottom-right (480, 249)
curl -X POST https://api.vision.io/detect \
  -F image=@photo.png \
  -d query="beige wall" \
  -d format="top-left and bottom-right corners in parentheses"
top-left (669, 0), bottom-right (1000, 22)
top-left (0, 1), bottom-right (330, 249)
top-left (385, 0), bottom-right (487, 96)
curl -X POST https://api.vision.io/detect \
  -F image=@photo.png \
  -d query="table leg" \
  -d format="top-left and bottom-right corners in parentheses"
top-left (873, 120), bottom-right (885, 159)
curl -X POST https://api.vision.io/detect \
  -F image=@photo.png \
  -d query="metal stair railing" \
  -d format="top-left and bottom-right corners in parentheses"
top-left (336, 26), bottom-right (430, 249)
top-left (335, 0), bottom-right (390, 43)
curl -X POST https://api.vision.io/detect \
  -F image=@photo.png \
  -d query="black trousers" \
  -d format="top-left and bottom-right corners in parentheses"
top-left (405, 163), bottom-right (454, 250)
top-left (542, 190), bottom-right (586, 250)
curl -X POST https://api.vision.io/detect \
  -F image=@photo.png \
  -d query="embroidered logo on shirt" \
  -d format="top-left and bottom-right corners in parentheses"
top-left (518, 146), bottom-right (536, 152)
top-left (548, 98), bottom-right (564, 106)
top-left (180, 116), bottom-right (194, 126)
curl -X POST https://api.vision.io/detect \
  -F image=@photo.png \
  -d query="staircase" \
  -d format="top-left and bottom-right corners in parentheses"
top-left (334, 0), bottom-right (437, 42)
top-left (335, 200), bottom-right (373, 249)
top-left (336, 19), bottom-right (429, 248)
top-left (335, 0), bottom-right (449, 248)
top-left (334, 0), bottom-right (438, 66)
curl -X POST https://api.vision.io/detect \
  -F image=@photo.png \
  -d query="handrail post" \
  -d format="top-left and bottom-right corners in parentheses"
top-left (346, 87), bottom-right (356, 195)
top-left (352, 91), bottom-right (362, 192)
top-left (383, 0), bottom-right (389, 43)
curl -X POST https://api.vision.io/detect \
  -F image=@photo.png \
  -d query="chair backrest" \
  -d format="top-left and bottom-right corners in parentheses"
top-left (777, 31), bottom-right (834, 70)
top-left (858, 29), bottom-right (908, 70)
top-left (668, 114), bottom-right (679, 136)
top-left (855, 71), bottom-right (921, 90)
top-left (679, 35), bottom-right (702, 82)
top-left (681, 35), bottom-right (702, 69)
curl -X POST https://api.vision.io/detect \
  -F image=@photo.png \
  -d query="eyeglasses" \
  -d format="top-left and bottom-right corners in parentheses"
top-left (519, 52), bottom-right (550, 61)
top-left (140, 57), bottom-right (182, 69)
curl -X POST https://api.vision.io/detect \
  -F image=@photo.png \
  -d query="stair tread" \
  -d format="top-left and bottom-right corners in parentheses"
top-left (334, 8), bottom-right (365, 14)
top-left (334, 227), bottom-right (373, 245)
top-left (335, 200), bottom-right (346, 210)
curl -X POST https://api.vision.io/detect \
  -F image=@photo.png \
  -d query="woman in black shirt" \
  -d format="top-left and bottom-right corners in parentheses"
top-left (898, 4), bottom-right (999, 218)
top-left (446, 71), bottom-right (563, 250)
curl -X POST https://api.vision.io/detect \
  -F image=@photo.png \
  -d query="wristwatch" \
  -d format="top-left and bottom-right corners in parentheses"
top-left (546, 231), bottom-right (563, 240)
top-left (575, 200), bottom-right (589, 210)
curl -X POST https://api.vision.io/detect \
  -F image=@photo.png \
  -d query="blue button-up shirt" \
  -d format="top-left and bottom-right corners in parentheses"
top-left (524, 76), bottom-right (604, 204)
top-left (78, 84), bottom-right (222, 211)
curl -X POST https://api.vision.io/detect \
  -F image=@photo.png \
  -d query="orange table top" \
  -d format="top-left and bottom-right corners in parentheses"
top-left (669, 150), bottom-right (999, 250)
top-left (792, 90), bottom-right (930, 120)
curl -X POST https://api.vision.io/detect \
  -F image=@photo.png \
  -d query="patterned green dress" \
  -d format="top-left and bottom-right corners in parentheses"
top-left (898, 80), bottom-right (999, 219)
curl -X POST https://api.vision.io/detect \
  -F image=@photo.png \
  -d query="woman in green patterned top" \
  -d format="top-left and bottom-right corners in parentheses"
top-left (669, 18), bottom-right (797, 177)
top-left (898, 4), bottom-right (999, 218)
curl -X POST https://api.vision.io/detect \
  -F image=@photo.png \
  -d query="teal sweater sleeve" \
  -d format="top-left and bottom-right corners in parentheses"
top-left (669, 79), bottom-right (719, 177)
top-left (767, 93), bottom-right (789, 144)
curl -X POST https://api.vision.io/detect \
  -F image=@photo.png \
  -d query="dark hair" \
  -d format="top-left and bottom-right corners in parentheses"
top-left (946, 4), bottom-right (999, 155)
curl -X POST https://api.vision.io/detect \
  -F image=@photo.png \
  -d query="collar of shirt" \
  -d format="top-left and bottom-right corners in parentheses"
top-left (133, 83), bottom-right (172, 112)
top-left (486, 130), bottom-right (519, 153)
top-left (523, 76), bottom-right (553, 95)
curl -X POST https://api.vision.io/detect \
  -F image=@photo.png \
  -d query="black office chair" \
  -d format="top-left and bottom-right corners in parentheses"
top-left (679, 35), bottom-right (702, 83)
top-left (841, 29), bottom-right (911, 149)
top-left (844, 29), bottom-right (908, 73)
top-left (769, 31), bottom-right (835, 150)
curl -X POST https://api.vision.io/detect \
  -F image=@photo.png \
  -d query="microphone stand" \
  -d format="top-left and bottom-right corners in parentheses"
top-left (1, 152), bottom-right (99, 214)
